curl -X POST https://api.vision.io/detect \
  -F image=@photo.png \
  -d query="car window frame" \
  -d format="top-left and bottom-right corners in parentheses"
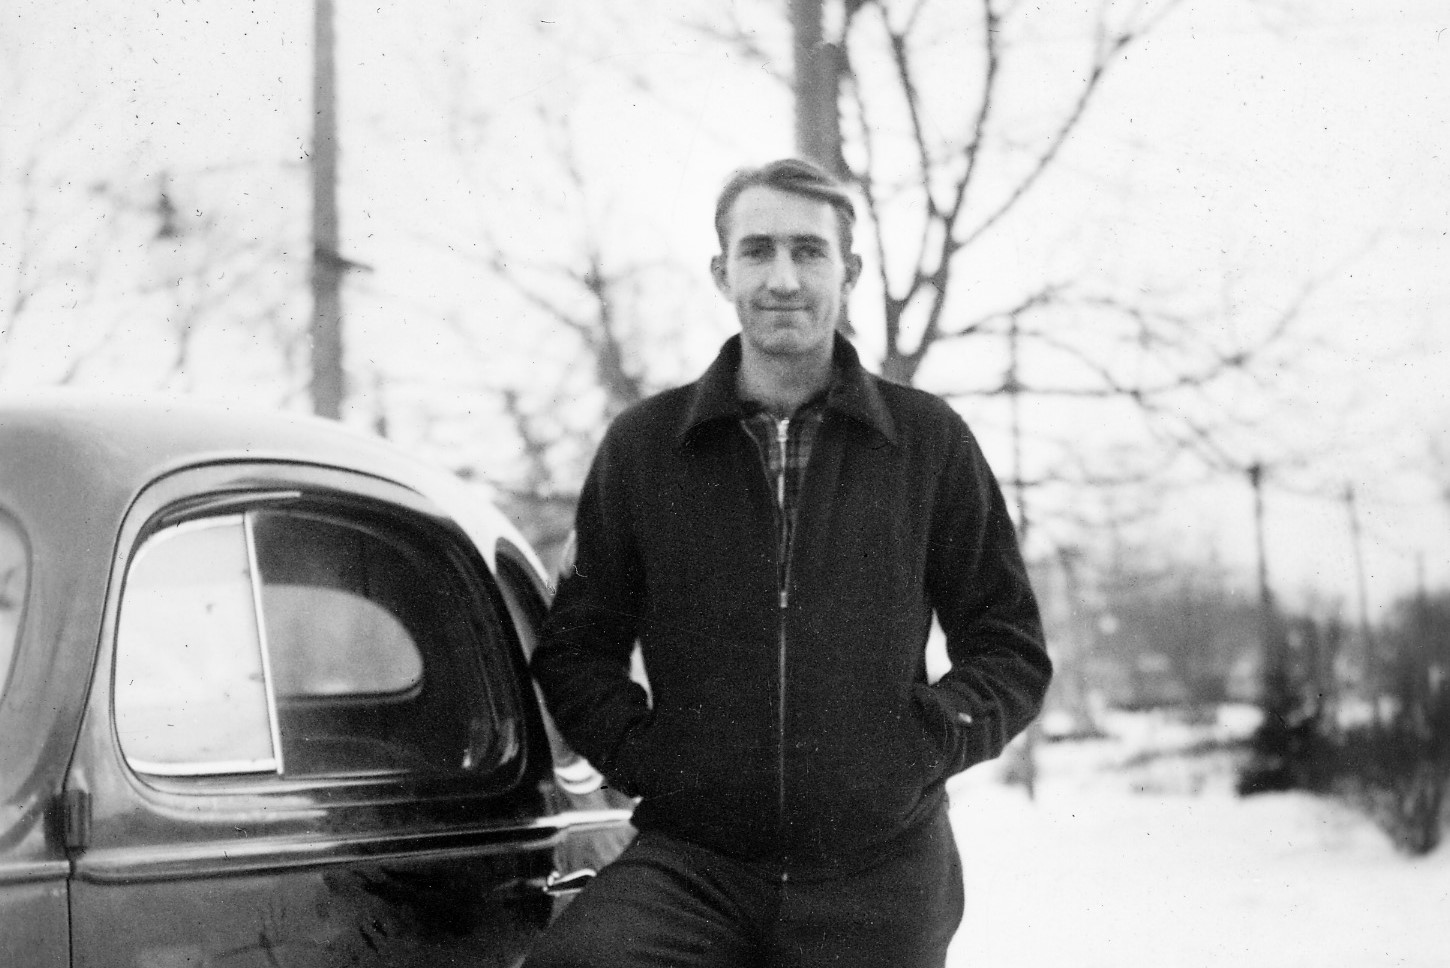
top-left (106, 461), bottom-right (533, 803)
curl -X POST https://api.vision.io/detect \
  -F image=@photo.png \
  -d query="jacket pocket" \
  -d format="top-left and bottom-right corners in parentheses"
top-left (908, 684), bottom-right (961, 787)
top-left (613, 715), bottom-right (725, 800)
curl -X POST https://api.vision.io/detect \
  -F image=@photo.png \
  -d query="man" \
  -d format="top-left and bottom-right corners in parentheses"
top-left (527, 158), bottom-right (1050, 967)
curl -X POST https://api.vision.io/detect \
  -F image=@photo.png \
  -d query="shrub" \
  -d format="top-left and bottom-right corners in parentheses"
top-left (1236, 591), bottom-right (1450, 856)
top-left (1328, 725), bottom-right (1448, 856)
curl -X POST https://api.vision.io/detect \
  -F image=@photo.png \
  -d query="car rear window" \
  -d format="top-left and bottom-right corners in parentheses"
top-left (114, 503), bottom-right (517, 782)
top-left (0, 511), bottom-right (26, 702)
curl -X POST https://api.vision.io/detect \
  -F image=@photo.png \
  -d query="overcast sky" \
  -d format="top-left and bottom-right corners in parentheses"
top-left (4, 0), bottom-right (1447, 610)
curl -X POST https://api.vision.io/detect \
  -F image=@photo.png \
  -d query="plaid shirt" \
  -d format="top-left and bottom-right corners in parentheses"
top-left (741, 389), bottom-right (831, 599)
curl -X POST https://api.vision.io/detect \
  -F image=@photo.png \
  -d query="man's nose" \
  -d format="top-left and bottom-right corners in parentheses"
top-left (766, 252), bottom-right (801, 292)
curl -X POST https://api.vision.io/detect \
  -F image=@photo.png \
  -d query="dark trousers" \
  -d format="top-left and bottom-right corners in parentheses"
top-left (524, 807), bottom-right (963, 968)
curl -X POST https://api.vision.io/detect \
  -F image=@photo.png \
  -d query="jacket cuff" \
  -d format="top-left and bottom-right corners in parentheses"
top-left (602, 720), bottom-right (652, 798)
top-left (912, 683), bottom-right (997, 776)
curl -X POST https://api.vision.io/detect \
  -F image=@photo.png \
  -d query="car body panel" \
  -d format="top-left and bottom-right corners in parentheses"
top-left (0, 877), bottom-right (68, 968)
top-left (0, 393), bottom-right (632, 967)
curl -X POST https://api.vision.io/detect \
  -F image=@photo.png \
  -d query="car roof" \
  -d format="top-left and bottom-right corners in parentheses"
top-left (0, 391), bottom-right (546, 811)
top-left (0, 391), bottom-right (532, 550)
top-left (1, 391), bottom-right (424, 503)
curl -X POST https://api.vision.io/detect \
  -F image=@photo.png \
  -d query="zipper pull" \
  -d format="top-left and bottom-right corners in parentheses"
top-left (776, 418), bottom-right (789, 509)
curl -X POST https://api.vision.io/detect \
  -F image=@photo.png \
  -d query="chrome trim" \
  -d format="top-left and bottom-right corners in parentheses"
top-left (70, 808), bottom-right (633, 884)
top-left (0, 859), bottom-right (70, 885)
top-left (244, 511), bottom-right (286, 775)
top-left (543, 868), bottom-right (596, 895)
top-left (547, 807), bottom-right (632, 832)
top-left (127, 756), bottom-right (277, 778)
top-left (160, 490), bottom-right (305, 524)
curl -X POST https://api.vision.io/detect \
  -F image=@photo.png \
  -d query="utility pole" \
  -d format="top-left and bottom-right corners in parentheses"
top-left (310, 0), bottom-right (344, 419)
top-left (1249, 465), bottom-right (1269, 614)
top-left (1007, 311), bottom-right (1029, 544)
top-left (1003, 312), bottom-right (1038, 799)
top-left (1344, 484), bottom-right (1378, 723)
top-left (1249, 463), bottom-right (1289, 719)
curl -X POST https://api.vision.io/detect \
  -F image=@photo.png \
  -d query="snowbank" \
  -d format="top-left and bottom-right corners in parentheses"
top-left (945, 712), bottom-right (1450, 968)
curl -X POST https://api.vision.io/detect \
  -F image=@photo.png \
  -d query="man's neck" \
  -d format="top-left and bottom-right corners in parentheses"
top-left (737, 344), bottom-right (834, 417)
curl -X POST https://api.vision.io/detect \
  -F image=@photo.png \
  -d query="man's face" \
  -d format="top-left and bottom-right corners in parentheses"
top-left (711, 186), bottom-right (861, 362)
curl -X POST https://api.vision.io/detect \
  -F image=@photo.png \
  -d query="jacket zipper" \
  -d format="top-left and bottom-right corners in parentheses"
top-left (774, 417), bottom-right (791, 882)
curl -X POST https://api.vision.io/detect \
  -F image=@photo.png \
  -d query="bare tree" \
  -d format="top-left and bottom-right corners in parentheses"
top-left (0, 96), bottom-right (136, 385)
top-left (830, 1), bottom-right (1187, 385)
top-left (1, 17), bottom-right (306, 398)
top-left (0, 158), bottom-right (304, 396)
top-left (141, 170), bottom-right (305, 396)
top-left (453, 109), bottom-right (703, 560)
top-left (365, 11), bottom-right (710, 560)
top-left (702, 0), bottom-right (1331, 562)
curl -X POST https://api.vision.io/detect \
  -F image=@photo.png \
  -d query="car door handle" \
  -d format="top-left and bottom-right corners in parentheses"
top-left (543, 868), bottom-right (596, 896)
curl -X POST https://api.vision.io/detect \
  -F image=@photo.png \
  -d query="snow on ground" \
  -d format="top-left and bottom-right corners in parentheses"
top-left (945, 710), bottom-right (1450, 968)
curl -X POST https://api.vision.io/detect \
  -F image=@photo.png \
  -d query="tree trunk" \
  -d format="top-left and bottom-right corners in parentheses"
top-left (790, 0), bottom-right (844, 179)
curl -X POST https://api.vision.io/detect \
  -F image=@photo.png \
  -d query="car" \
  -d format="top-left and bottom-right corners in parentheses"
top-left (0, 393), bottom-right (633, 968)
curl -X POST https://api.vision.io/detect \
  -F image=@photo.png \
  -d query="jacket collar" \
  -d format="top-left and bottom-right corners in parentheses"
top-left (675, 333), bottom-right (898, 448)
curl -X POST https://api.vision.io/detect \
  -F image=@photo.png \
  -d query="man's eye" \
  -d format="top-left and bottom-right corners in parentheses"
top-left (741, 244), bottom-right (772, 260)
top-left (796, 244), bottom-right (827, 260)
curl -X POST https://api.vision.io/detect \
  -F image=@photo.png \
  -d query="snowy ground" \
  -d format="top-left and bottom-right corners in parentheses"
top-left (945, 709), bottom-right (1450, 968)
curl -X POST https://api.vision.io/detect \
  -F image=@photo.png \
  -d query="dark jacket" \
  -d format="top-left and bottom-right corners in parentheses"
top-left (533, 334), bottom-right (1050, 878)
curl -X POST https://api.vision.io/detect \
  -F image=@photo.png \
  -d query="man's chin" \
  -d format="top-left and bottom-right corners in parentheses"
top-left (748, 332), bottom-right (830, 359)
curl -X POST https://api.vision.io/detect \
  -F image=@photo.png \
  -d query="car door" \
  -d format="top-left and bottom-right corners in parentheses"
top-left (61, 462), bottom-right (581, 968)
top-left (0, 509), bottom-right (70, 968)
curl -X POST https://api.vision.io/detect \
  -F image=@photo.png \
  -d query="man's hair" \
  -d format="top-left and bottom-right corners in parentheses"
top-left (713, 158), bottom-right (856, 255)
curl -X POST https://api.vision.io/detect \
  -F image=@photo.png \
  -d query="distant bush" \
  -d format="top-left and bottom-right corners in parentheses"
top-left (1235, 708), bottom-right (1329, 796)
top-left (1329, 726), bottom-right (1447, 856)
top-left (1239, 716), bottom-right (1448, 855)
top-left (1237, 592), bottom-right (1450, 856)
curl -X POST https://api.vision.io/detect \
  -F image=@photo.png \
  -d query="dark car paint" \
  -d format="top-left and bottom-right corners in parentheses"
top-left (0, 394), bottom-right (632, 968)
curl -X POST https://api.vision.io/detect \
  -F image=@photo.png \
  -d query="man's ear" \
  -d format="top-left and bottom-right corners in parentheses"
top-left (843, 253), bottom-right (863, 290)
top-left (710, 254), bottom-right (729, 296)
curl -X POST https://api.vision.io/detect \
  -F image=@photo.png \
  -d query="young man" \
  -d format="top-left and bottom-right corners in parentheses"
top-left (527, 158), bottom-right (1050, 968)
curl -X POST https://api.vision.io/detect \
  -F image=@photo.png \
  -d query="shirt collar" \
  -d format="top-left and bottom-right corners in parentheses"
top-left (675, 333), bottom-right (899, 448)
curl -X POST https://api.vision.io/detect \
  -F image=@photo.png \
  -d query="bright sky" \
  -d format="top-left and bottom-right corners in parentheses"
top-left (4, 0), bottom-right (1447, 611)
top-left (1103, 2), bottom-right (1450, 607)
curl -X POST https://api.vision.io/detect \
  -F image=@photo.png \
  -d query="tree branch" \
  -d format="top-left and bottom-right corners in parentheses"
top-left (947, 0), bottom-right (1001, 238)
top-left (957, 47), bottom-right (1114, 252)
top-left (690, 16), bottom-right (788, 85)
